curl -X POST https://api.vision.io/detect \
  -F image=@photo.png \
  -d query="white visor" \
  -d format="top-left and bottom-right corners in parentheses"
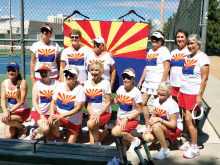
top-left (121, 70), bottom-right (135, 78)
top-left (191, 104), bottom-right (204, 120)
top-left (151, 32), bottom-right (164, 40)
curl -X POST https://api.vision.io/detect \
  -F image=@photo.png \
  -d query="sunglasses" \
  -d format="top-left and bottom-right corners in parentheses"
top-left (41, 27), bottom-right (50, 33)
top-left (151, 36), bottom-right (160, 41)
top-left (39, 70), bottom-right (49, 74)
top-left (70, 36), bottom-right (79, 39)
top-left (7, 69), bottom-right (16, 73)
top-left (64, 72), bottom-right (74, 78)
top-left (122, 74), bottom-right (132, 80)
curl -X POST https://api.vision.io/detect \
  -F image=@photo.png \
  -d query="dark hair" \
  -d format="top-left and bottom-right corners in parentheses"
top-left (175, 29), bottom-right (188, 45)
top-left (16, 73), bottom-right (22, 103)
top-left (151, 30), bottom-right (165, 45)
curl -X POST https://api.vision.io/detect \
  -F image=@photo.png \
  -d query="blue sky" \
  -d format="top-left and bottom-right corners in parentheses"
top-left (0, 0), bottom-right (179, 27)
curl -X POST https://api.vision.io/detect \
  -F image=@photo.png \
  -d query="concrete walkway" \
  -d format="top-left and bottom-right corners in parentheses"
top-left (0, 74), bottom-right (220, 165)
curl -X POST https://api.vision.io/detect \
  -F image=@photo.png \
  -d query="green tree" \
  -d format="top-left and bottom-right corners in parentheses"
top-left (163, 14), bottom-right (175, 36)
top-left (206, 0), bottom-right (220, 55)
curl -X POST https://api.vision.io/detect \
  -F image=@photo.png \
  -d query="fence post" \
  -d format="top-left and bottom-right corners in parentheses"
top-left (20, 0), bottom-right (25, 79)
top-left (201, 0), bottom-right (209, 53)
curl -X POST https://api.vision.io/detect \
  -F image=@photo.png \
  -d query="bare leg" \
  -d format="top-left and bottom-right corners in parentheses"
top-left (142, 93), bottom-right (151, 125)
top-left (185, 110), bottom-right (197, 145)
top-left (152, 123), bottom-right (168, 150)
top-left (3, 114), bottom-right (23, 129)
top-left (65, 130), bottom-right (78, 143)
top-left (4, 125), bottom-right (16, 139)
top-left (112, 125), bottom-right (135, 142)
top-left (87, 119), bottom-right (100, 144)
top-left (35, 119), bottom-right (50, 135)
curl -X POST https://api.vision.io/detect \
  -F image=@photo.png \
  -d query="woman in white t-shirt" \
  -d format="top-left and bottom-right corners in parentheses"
top-left (27, 63), bottom-right (58, 141)
top-left (87, 36), bottom-right (116, 90)
top-left (137, 31), bottom-right (170, 126)
top-left (111, 68), bottom-right (142, 153)
top-left (143, 81), bottom-right (182, 160)
top-left (1, 62), bottom-right (30, 139)
top-left (60, 29), bottom-right (93, 85)
top-left (30, 23), bottom-right (61, 85)
top-left (49, 65), bottom-right (86, 143)
top-left (178, 34), bottom-right (210, 159)
top-left (84, 61), bottom-right (111, 145)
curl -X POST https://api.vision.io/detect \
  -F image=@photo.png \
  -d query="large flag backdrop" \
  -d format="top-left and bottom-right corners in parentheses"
top-left (63, 20), bottom-right (149, 92)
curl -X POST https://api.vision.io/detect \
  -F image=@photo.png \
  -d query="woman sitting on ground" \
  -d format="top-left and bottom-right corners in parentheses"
top-left (111, 68), bottom-right (142, 153)
top-left (27, 63), bottom-right (58, 140)
top-left (1, 62), bottom-right (30, 139)
top-left (142, 81), bottom-right (183, 160)
top-left (49, 65), bottom-right (85, 143)
top-left (84, 61), bottom-right (111, 145)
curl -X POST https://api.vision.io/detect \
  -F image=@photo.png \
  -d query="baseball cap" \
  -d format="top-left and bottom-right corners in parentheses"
top-left (92, 36), bottom-right (105, 45)
top-left (121, 70), bottom-right (135, 78)
top-left (63, 65), bottom-right (79, 76)
top-left (151, 32), bottom-right (164, 40)
top-left (191, 104), bottom-right (204, 120)
top-left (6, 62), bottom-right (19, 70)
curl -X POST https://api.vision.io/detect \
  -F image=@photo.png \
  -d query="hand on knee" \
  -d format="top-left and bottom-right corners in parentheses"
top-left (111, 127), bottom-right (121, 137)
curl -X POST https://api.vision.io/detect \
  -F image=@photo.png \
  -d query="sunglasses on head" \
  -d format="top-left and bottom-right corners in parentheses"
top-left (64, 72), bottom-right (74, 78)
top-left (41, 27), bottom-right (50, 33)
top-left (70, 36), bottom-right (79, 39)
top-left (7, 69), bottom-right (16, 73)
top-left (122, 74), bottom-right (132, 80)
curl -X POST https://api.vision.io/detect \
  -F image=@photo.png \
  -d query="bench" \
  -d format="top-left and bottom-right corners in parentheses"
top-left (0, 138), bottom-right (119, 165)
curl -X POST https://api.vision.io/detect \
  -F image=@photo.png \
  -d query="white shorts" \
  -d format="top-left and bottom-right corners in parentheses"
top-left (141, 81), bottom-right (159, 95)
top-left (141, 86), bottom-right (158, 95)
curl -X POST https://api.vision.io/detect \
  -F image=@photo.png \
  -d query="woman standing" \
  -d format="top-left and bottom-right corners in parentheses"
top-left (143, 82), bottom-right (183, 160)
top-left (111, 68), bottom-right (142, 153)
top-left (49, 65), bottom-right (85, 143)
top-left (1, 62), bottom-right (30, 138)
top-left (178, 34), bottom-right (210, 159)
top-left (84, 61), bottom-right (111, 145)
top-left (87, 36), bottom-right (116, 90)
top-left (60, 29), bottom-right (93, 85)
top-left (137, 31), bottom-right (170, 126)
top-left (27, 63), bottom-right (58, 140)
top-left (30, 23), bottom-right (61, 84)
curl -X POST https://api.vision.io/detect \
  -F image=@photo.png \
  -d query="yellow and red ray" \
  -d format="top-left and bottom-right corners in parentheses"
top-left (6, 92), bottom-right (16, 99)
top-left (86, 89), bottom-right (102, 99)
top-left (172, 53), bottom-right (187, 62)
top-left (63, 21), bottom-right (149, 59)
top-left (38, 49), bottom-right (55, 56)
top-left (40, 90), bottom-right (54, 100)
top-left (118, 94), bottom-right (133, 105)
top-left (67, 53), bottom-right (84, 61)
top-left (147, 53), bottom-right (159, 61)
top-left (154, 107), bottom-right (167, 118)
top-left (184, 59), bottom-right (197, 69)
top-left (57, 92), bottom-right (76, 105)
top-left (88, 59), bottom-right (104, 66)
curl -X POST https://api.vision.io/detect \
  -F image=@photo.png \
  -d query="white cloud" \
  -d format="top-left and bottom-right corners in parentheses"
top-left (0, 8), bottom-right (2, 12)
top-left (99, 1), bottom-right (179, 11)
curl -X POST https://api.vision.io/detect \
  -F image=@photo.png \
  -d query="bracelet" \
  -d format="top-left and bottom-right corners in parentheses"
top-left (198, 91), bottom-right (203, 95)
top-left (8, 110), bottom-right (12, 114)
top-left (161, 119), bottom-right (164, 124)
top-left (125, 117), bottom-right (129, 121)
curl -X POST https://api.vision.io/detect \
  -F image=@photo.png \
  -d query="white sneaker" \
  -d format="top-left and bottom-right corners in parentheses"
top-left (183, 147), bottom-right (200, 159)
top-left (26, 128), bottom-right (36, 140)
top-left (154, 148), bottom-right (171, 160)
top-left (178, 141), bottom-right (190, 151)
top-left (127, 137), bottom-right (141, 153)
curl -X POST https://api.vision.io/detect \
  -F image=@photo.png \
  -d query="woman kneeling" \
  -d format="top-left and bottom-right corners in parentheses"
top-left (143, 81), bottom-right (183, 160)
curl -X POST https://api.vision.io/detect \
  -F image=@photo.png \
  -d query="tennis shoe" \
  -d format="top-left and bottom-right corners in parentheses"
top-left (154, 148), bottom-right (171, 160)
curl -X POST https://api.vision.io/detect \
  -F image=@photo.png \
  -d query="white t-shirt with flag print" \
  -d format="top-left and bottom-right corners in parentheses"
top-left (170, 48), bottom-right (190, 87)
top-left (30, 41), bottom-right (61, 78)
top-left (86, 52), bottom-right (115, 81)
top-left (116, 86), bottom-right (142, 121)
top-left (180, 52), bottom-right (210, 95)
top-left (61, 46), bottom-right (93, 84)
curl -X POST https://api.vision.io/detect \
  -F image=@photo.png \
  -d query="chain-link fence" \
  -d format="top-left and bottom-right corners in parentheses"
top-left (0, 0), bottom-right (206, 114)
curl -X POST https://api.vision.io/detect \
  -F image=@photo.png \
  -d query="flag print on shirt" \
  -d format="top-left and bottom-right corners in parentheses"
top-left (87, 60), bottom-right (104, 71)
top-left (86, 89), bottom-right (102, 103)
top-left (171, 53), bottom-right (187, 67)
top-left (182, 59), bottom-right (197, 74)
top-left (56, 92), bottom-right (76, 111)
top-left (154, 107), bottom-right (168, 120)
top-left (6, 91), bottom-right (17, 104)
top-left (38, 49), bottom-right (55, 62)
top-left (146, 53), bottom-right (159, 66)
top-left (67, 53), bottom-right (84, 66)
top-left (118, 94), bottom-right (134, 111)
top-left (40, 90), bottom-right (54, 103)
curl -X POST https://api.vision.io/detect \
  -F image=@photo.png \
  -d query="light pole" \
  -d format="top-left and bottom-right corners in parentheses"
top-left (9, 0), bottom-right (12, 39)
top-left (160, 0), bottom-right (165, 31)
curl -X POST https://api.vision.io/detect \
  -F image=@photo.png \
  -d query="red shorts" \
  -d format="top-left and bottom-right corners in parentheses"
top-left (55, 111), bottom-right (80, 134)
top-left (35, 77), bottom-right (59, 81)
top-left (116, 119), bottom-right (139, 133)
top-left (171, 86), bottom-right (180, 97)
top-left (178, 92), bottom-right (200, 111)
top-left (166, 127), bottom-right (182, 143)
top-left (88, 112), bottom-right (111, 126)
top-left (12, 108), bottom-right (31, 122)
top-left (30, 111), bottom-right (49, 123)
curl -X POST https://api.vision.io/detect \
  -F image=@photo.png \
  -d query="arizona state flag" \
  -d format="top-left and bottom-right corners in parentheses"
top-left (63, 20), bottom-right (149, 91)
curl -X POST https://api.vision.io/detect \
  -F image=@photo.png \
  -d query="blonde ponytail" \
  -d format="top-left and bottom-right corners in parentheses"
top-left (16, 73), bottom-right (22, 103)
